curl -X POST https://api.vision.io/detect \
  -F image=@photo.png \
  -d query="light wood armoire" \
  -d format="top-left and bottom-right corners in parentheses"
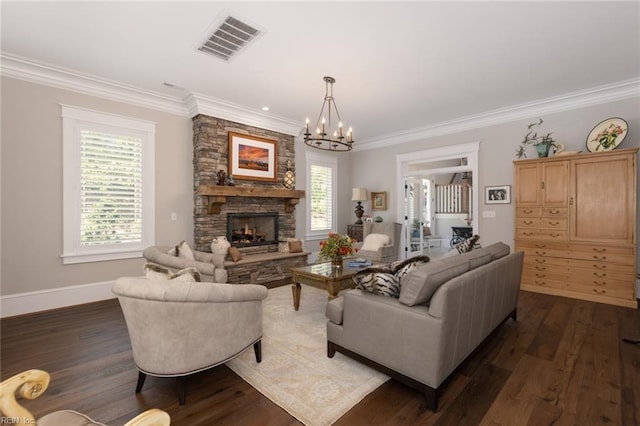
top-left (514, 148), bottom-right (638, 308)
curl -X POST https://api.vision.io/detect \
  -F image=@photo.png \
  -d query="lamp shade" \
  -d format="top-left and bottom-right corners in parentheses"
top-left (352, 188), bottom-right (368, 202)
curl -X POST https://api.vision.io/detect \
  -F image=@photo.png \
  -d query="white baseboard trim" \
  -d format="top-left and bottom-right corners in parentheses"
top-left (0, 280), bottom-right (115, 318)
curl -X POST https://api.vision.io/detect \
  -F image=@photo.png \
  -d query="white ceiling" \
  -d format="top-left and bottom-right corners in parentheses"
top-left (2, 1), bottom-right (639, 146)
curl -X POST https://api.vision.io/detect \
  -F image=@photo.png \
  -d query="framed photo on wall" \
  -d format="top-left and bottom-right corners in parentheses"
top-left (371, 191), bottom-right (387, 210)
top-left (228, 132), bottom-right (278, 182)
top-left (485, 185), bottom-right (511, 204)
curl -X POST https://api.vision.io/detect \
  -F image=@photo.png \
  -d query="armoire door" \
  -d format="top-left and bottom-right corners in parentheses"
top-left (570, 153), bottom-right (636, 245)
top-left (514, 163), bottom-right (540, 206)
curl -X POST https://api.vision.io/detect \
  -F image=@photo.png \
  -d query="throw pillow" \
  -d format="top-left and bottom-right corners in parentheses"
top-left (391, 255), bottom-right (431, 281)
top-left (176, 240), bottom-right (196, 261)
top-left (360, 233), bottom-right (390, 252)
top-left (228, 247), bottom-right (242, 262)
top-left (353, 267), bottom-right (399, 298)
top-left (454, 234), bottom-right (480, 254)
top-left (288, 240), bottom-right (303, 253)
top-left (143, 263), bottom-right (201, 282)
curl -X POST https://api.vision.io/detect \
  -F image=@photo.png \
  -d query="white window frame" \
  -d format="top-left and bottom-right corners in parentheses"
top-left (305, 151), bottom-right (337, 239)
top-left (61, 105), bottom-right (156, 264)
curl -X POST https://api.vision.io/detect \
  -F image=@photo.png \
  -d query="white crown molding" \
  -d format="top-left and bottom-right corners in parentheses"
top-left (356, 77), bottom-right (640, 151)
top-left (0, 52), bottom-right (189, 116)
top-left (184, 92), bottom-right (302, 136)
top-left (2, 52), bottom-right (637, 144)
top-left (0, 52), bottom-right (303, 136)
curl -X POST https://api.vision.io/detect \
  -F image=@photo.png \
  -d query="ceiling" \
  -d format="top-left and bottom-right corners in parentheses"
top-left (2, 1), bottom-right (639, 147)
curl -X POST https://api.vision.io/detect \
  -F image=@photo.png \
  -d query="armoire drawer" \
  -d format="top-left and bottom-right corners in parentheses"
top-left (516, 207), bottom-right (541, 217)
top-left (566, 247), bottom-right (635, 265)
top-left (518, 246), bottom-right (569, 260)
top-left (541, 207), bottom-right (568, 217)
top-left (564, 280), bottom-right (635, 300)
top-left (516, 229), bottom-right (568, 241)
top-left (568, 258), bottom-right (635, 274)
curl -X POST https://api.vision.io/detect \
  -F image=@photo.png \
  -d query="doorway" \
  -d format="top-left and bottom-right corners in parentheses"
top-left (396, 142), bottom-right (479, 259)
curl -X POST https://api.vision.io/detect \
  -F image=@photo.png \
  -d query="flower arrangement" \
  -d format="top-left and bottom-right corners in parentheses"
top-left (319, 233), bottom-right (355, 262)
top-left (516, 118), bottom-right (558, 159)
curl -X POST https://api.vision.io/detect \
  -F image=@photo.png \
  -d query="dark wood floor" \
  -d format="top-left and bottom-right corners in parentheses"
top-left (2, 288), bottom-right (639, 425)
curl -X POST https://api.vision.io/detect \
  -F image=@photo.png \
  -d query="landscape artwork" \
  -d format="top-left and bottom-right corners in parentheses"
top-left (228, 132), bottom-right (277, 182)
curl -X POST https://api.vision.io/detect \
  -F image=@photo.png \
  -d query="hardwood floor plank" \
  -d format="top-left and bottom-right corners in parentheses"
top-left (2, 291), bottom-right (639, 425)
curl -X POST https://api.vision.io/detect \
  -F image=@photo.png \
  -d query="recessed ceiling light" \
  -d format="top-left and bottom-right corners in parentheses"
top-left (262, 106), bottom-right (269, 111)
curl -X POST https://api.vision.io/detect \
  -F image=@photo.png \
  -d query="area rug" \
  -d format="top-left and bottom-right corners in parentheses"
top-left (226, 285), bottom-right (389, 426)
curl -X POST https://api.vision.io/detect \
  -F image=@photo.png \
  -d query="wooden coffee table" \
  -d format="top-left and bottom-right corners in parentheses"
top-left (290, 262), bottom-right (364, 311)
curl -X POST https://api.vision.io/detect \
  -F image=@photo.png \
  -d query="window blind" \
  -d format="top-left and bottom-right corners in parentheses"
top-left (309, 164), bottom-right (333, 231)
top-left (80, 130), bottom-right (143, 245)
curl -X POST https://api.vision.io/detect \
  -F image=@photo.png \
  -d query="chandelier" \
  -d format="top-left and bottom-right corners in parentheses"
top-left (304, 76), bottom-right (354, 152)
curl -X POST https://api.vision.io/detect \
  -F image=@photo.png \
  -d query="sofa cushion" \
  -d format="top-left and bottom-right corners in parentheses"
top-left (360, 233), bottom-right (390, 251)
top-left (483, 241), bottom-right (511, 260)
top-left (458, 249), bottom-right (493, 270)
top-left (398, 257), bottom-right (470, 306)
top-left (39, 410), bottom-right (107, 426)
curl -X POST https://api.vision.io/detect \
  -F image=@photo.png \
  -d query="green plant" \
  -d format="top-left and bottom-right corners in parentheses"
top-left (319, 233), bottom-right (354, 260)
top-left (515, 118), bottom-right (557, 159)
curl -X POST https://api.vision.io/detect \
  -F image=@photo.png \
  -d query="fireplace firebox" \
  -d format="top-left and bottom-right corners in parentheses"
top-left (227, 212), bottom-right (279, 248)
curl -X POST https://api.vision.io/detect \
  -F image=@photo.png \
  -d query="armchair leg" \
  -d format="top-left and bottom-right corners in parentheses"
top-left (135, 371), bottom-right (147, 394)
top-left (177, 376), bottom-right (187, 405)
top-left (253, 340), bottom-right (262, 363)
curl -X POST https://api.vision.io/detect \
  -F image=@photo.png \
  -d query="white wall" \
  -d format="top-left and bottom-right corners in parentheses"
top-left (348, 98), bottom-right (640, 258)
top-left (1, 77), bottom-right (193, 314)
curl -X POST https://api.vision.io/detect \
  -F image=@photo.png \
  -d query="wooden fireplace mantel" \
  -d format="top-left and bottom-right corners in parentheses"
top-left (198, 185), bottom-right (305, 214)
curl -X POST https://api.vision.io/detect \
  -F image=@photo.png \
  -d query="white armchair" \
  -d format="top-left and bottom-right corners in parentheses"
top-left (357, 222), bottom-right (402, 263)
top-left (143, 245), bottom-right (227, 283)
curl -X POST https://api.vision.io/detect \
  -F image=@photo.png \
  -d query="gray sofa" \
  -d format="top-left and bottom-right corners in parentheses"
top-left (325, 242), bottom-right (524, 411)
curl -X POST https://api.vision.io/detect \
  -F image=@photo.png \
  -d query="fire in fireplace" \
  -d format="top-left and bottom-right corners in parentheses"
top-left (227, 212), bottom-right (279, 247)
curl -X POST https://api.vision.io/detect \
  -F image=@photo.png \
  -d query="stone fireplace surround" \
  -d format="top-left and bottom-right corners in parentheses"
top-left (192, 114), bottom-right (308, 284)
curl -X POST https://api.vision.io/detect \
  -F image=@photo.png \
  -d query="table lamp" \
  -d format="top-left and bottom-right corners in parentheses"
top-left (352, 188), bottom-right (368, 224)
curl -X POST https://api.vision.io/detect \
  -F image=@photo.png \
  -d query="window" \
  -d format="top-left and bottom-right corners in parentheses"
top-left (62, 105), bottom-right (155, 264)
top-left (306, 152), bottom-right (337, 238)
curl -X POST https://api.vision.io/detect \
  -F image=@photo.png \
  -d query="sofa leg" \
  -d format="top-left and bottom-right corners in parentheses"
top-left (135, 371), bottom-right (147, 393)
top-left (253, 340), bottom-right (262, 363)
top-left (425, 386), bottom-right (438, 412)
top-left (327, 341), bottom-right (336, 358)
top-left (511, 308), bottom-right (517, 321)
top-left (177, 376), bottom-right (187, 405)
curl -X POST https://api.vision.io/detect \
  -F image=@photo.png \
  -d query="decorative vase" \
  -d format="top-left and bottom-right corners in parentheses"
top-left (331, 255), bottom-right (343, 268)
top-left (283, 160), bottom-right (295, 190)
top-left (210, 236), bottom-right (231, 256)
top-left (536, 143), bottom-right (552, 158)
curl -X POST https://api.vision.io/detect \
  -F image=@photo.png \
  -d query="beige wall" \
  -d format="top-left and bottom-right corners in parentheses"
top-left (2, 74), bottom-right (638, 299)
top-left (347, 98), bottom-right (640, 260)
top-left (1, 77), bottom-right (194, 296)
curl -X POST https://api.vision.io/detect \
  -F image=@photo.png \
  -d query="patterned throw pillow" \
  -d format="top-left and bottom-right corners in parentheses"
top-left (143, 262), bottom-right (201, 282)
top-left (353, 255), bottom-right (431, 298)
top-left (454, 234), bottom-right (480, 254)
top-left (353, 268), bottom-right (399, 297)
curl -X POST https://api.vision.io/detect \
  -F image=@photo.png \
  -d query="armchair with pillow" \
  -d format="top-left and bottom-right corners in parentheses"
top-left (143, 240), bottom-right (227, 283)
top-left (357, 222), bottom-right (402, 263)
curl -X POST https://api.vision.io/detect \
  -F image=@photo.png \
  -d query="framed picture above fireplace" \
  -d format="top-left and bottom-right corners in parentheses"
top-left (228, 132), bottom-right (278, 182)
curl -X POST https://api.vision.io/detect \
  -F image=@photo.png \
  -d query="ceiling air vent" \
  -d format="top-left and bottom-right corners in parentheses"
top-left (198, 15), bottom-right (262, 62)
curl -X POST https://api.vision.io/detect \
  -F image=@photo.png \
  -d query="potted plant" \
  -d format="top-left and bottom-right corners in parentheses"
top-left (515, 118), bottom-right (559, 159)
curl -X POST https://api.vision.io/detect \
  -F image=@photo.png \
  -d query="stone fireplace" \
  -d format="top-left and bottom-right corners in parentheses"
top-left (192, 114), bottom-right (307, 283)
